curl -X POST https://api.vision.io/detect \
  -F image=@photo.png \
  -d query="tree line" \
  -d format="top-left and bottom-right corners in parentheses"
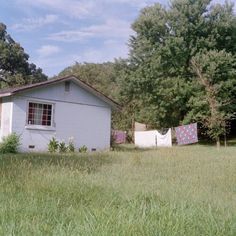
top-left (0, 23), bottom-right (47, 88)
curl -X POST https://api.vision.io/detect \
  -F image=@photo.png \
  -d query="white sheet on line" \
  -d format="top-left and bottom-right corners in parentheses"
top-left (134, 130), bottom-right (157, 148)
top-left (135, 129), bottom-right (172, 148)
top-left (156, 129), bottom-right (172, 147)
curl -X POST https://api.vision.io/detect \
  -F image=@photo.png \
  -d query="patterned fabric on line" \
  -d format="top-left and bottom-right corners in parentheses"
top-left (112, 130), bottom-right (126, 144)
top-left (175, 123), bottom-right (198, 145)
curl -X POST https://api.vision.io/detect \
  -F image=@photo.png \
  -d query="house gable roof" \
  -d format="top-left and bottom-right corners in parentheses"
top-left (0, 75), bottom-right (120, 110)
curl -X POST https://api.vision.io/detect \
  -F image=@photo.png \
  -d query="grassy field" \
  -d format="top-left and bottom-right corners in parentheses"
top-left (0, 145), bottom-right (236, 235)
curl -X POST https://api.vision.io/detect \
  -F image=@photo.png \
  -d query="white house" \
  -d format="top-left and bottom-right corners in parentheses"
top-left (0, 76), bottom-right (120, 152)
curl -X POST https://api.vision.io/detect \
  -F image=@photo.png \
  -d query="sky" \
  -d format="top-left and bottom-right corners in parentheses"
top-left (0, 0), bottom-right (233, 77)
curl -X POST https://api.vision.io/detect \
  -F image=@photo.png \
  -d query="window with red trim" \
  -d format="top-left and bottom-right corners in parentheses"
top-left (27, 102), bottom-right (53, 126)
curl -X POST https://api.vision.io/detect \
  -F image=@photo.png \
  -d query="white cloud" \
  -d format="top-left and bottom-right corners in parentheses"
top-left (17, 0), bottom-right (158, 19)
top-left (48, 19), bottom-right (133, 42)
top-left (12, 14), bottom-right (58, 31)
top-left (48, 30), bottom-right (94, 42)
top-left (78, 41), bottom-right (129, 63)
top-left (33, 39), bottom-right (129, 76)
top-left (103, 0), bottom-right (157, 8)
top-left (17, 0), bottom-right (95, 19)
top-left (37, 45), bottom-right (61, 57)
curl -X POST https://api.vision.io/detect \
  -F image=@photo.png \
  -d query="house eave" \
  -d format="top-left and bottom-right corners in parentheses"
top-left (0, 92), bottom-right (12, 98)
top-left (70, 77), bottom-right (121, 110)
top-left (0, 75), bottom-right (122, 110)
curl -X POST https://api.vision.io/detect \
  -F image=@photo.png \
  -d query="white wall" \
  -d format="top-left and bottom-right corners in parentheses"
top-left (0, 97), bottom-right (13, 141)
top-left (11, 81), bottom-right (111, 152)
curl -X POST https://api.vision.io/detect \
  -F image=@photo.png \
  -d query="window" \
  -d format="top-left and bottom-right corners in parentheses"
top-left (27, 102), bottom-right (53, 126)
top-left (65, 81), bottom-right (70, 92)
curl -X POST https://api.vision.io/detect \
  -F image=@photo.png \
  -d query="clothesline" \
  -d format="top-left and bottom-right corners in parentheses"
top-left (134, 122), bottom-right (198, 148)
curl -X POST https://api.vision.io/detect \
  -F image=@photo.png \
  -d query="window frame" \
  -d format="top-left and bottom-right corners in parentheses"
top-left (25, 100), bottom-right (55, 130)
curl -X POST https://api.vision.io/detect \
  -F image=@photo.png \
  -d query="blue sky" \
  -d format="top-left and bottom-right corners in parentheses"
top-left (0, 0), bottom-right (232, 77)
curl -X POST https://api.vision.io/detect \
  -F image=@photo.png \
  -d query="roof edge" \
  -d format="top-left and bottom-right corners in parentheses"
top-left (0, 75), bottom-right (121, 110)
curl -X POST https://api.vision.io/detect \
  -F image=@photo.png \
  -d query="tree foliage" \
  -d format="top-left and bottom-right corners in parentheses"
top-left (0, 23), bottom-right (47, 88)
top-left (58, 61), bottom-right (121, 99)
top-left (189, 50), bottom-right (236, 143)
top-left (121, 0), bottom-right (236, 142)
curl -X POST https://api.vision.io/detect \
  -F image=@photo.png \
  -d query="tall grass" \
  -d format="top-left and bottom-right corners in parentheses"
top-left (0, 145), bottom-right (235, 235)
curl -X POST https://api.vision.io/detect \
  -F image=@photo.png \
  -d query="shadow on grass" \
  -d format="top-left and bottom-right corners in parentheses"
top-left (0, 152), bottom-right (113, 174)
top-left (198, 137), bottom-right (236, 147)
top-left (226, 137), bottom-right (236, 146)
top-left (112, 143), bottom-right (156, 153)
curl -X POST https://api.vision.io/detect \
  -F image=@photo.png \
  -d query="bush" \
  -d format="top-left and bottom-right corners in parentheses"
top-left (79, 145), bottom-right (88, 153)
top-left (68, 139), bottom-right (75, 153)
top-left (0, 133), bottom-right (20, 154)
top-left (48, 137), bottom-right (59, 153)
top-left (59, 141), bottom-right (67, 153)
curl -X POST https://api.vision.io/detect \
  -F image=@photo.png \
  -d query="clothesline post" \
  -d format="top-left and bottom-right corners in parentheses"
top-left (224, 127), bottom-right (227, 147)
top-left (131, 117), bottom-right (135, 143)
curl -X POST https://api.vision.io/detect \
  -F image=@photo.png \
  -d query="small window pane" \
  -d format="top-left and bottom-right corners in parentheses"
top-left (65, 81), bottom-right (70, 92)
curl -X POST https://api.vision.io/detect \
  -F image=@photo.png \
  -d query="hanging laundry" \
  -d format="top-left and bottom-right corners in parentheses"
top-left (112, 130), bottom-right (126, 144)
top-left (156, 128), bottom-right (172, 147)
top-left (135, 129), bottom-right (172, 148)
top-left (175, 123), bottom-right (198, 145)
top-left (134, 130), bottom-right (157, 148)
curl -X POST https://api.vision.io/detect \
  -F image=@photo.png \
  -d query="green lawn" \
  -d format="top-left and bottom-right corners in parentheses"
top-left (0, 145), bottom-right (236, 235)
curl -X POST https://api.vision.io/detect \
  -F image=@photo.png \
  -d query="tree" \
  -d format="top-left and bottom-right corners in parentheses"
top-left (0, 23), bottom-right (47, 88)
top-left (58, 61), bottom-right (119, 99)
top-left (121, 0), bottom-right (236, 143)
top-left (188, 50), bottom-right (236, 147)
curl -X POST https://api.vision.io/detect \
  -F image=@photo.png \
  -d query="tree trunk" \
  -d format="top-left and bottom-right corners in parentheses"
top-left (216, 137), bottom-right (220, 149)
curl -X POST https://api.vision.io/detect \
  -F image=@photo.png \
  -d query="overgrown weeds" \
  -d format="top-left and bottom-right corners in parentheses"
top-left (0, 146), bottom-right (235, 235)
